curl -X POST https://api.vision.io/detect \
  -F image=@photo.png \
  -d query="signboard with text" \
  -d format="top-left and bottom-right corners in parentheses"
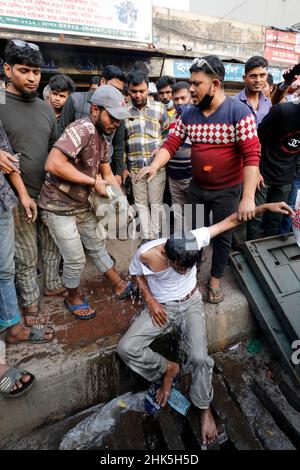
top-left (264, 28), bottom-right (300, 65)
top-left (0, 0), bottom-right (152, 43)
top-left (172, 60), bottom-right (284, 83)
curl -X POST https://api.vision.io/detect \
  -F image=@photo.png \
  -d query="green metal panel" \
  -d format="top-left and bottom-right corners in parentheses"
top-left (230, 252), bottom-right (300, 386)
top-left (244, 234), bottom-right (300, 342)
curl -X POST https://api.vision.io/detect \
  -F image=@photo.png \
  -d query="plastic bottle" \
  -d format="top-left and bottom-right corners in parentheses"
top-left (167, 388), bottom-right (191, 416)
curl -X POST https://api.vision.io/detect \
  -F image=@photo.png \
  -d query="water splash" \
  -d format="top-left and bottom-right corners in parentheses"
top-left (59, 391), bottom-right (146, 450)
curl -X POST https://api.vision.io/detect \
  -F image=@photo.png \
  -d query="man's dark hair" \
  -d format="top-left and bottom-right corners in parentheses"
top-left (49, 74), bottom-right (76, 93)
top-left (132, 60), bottom-right (150, 74)
top-left (267, 73), bottom-right (274, 86)
top-left (172, 80), bottom-right (190, 95)
top-left (156, 75), bottom-right (176, 91)
top-left (245, 56), bottom-right (269, 75)
top-left (189, 55), bottom-right (225, 83)
top-left (5, 40), bottom-right (44, 67)
top-left (90, 75), bottom-right (101, 86)
top-left (164, 232), bottom-right (202, 270)
top-left (127, 69), bottom-right (149, 86)
top-left (101, 65), bottom-right (126, 83)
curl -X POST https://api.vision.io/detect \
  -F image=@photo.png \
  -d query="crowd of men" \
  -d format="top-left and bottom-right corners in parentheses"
top-left (0, 38), bottom-right (299, 445)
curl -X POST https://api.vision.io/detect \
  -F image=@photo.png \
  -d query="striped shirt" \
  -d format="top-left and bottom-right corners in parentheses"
top-left (0, 123), bottom-right (18, 210)
top-left (124, 99), bottom-right (169, 173)
top-left (167, 110), bottom-right (192, 180)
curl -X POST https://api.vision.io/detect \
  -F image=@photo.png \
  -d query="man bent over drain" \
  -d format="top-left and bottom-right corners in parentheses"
top-left (117, 201), bottom-right (294, 445)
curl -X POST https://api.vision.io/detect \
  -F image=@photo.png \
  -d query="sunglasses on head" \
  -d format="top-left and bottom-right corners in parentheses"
top-left (191, 58), bottom-right (220, 79)
top-left (11, 39), bottom-right (39, 51)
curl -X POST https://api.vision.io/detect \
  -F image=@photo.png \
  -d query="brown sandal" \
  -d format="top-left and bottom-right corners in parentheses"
top-left (23, 307), bottom-right (47, 327)
top-left (206, 285), bottom-right (225, 304)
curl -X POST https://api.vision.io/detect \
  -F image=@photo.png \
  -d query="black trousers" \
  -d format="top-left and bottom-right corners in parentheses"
top-left (188, 179), bottom-right (242, 279)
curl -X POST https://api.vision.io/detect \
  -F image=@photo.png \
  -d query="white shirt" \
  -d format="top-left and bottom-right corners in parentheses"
top-left (129, 227), bottom-right (210, 303)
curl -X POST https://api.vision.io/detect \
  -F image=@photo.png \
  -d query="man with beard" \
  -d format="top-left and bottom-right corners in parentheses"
top-left (136, 56), bottom-right (260, 304)
top-left (0, 39), bottom-right (64, 327)
top-left (38, 85), bottom-right (136, 319)
top-left (58, 65), bottom-right (127, 186)
top-left (167, 81), bottom-right (192, 229)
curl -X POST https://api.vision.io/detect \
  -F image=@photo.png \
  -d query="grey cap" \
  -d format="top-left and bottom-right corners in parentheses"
top-left (90, 84), bottom-right (131, 120)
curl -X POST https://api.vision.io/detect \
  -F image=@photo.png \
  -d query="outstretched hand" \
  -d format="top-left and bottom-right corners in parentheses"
top-left (268, 201), bottom-right (295, 217)
top-left (133, 165), bottom-right (157, 183)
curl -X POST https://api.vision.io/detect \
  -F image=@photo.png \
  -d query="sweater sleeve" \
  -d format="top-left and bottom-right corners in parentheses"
top-left (161, 116), bottom-right (188, 158)
top-left (235, 113), bottom-right (260, 167)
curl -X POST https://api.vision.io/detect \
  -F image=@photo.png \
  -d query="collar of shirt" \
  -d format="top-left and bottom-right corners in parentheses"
top-left (239, 88), bottom-right (269, 107)
top-left (129, 98), bottom-right (151, 112)
top-left (238, 89), bottom-right (271, 124)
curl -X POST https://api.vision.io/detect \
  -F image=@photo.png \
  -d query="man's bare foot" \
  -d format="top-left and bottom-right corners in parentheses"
top-left (23, 305), bottom-right (47, 327)
top-left (44, 286), bottom-right (68, 296)
top-left (200, 407), bottom-right (218, 445)
top-left (156, 361), bottom-right (179, 407)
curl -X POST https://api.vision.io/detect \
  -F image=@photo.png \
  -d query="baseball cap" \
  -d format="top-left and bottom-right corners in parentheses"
top-left (90, 84), bottom-right (131, 120)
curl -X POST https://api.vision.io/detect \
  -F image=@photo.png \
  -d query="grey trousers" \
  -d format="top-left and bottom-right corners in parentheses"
top-left (117, 290), bottom-right (214, 409)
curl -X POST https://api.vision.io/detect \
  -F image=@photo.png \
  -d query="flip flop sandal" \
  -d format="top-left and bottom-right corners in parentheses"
top-left (6, 324), bottom-right (55, 345)
top-left (0, 367), bottom-right (35, 398)
top-left (114, 280), bottom-right (139, 301)
top-left (206, 285), bottom-right (225, 304)
top-left (64, 298), bottom-right (96, 320)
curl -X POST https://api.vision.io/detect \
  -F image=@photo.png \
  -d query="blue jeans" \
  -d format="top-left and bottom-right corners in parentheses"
top-left (0, 205), bottom-right (21, 331)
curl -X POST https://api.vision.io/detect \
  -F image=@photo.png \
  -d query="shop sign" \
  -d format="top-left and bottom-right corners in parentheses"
top-left (0, 0), bottom-right (152, 43)
top-left (264, 28), bottom-right (300, 65)
top-left (172, 60), bottom-right (284, 83)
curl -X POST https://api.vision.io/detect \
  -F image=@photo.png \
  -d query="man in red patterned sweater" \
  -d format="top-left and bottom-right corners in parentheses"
top-left (136, 56), bottom-right (260, 303)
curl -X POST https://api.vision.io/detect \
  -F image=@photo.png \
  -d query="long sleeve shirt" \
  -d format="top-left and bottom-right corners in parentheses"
top-left (162, 97), bottom-right (260, 190)
top-left (124, 99), bottom-right (169, 173)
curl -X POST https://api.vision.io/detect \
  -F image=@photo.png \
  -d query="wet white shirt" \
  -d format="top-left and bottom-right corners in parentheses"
top-left (129, 227), bottom-right (210, 303)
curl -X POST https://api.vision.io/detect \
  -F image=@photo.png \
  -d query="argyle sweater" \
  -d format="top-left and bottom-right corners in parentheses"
top-left (161, 97), bottom-right (260, 190)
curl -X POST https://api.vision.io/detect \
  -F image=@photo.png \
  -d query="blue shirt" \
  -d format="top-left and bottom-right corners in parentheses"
top-left (234, 89), bottom-right (271, 125)
top-left (0, 123), bottom-right (18, 210)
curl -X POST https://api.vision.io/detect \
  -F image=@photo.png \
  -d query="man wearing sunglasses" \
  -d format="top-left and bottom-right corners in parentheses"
top-left (136, 55), bottom-right (260, 304)
top-left (0, 40), bottom-right (63, 327)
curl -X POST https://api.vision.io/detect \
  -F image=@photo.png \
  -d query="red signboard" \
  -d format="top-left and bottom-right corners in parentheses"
top-left (264, 28), bottom-right (300, 65)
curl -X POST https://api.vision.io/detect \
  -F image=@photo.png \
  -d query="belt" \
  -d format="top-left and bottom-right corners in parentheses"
top-left (165, 286), bottom-right (198, 304)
